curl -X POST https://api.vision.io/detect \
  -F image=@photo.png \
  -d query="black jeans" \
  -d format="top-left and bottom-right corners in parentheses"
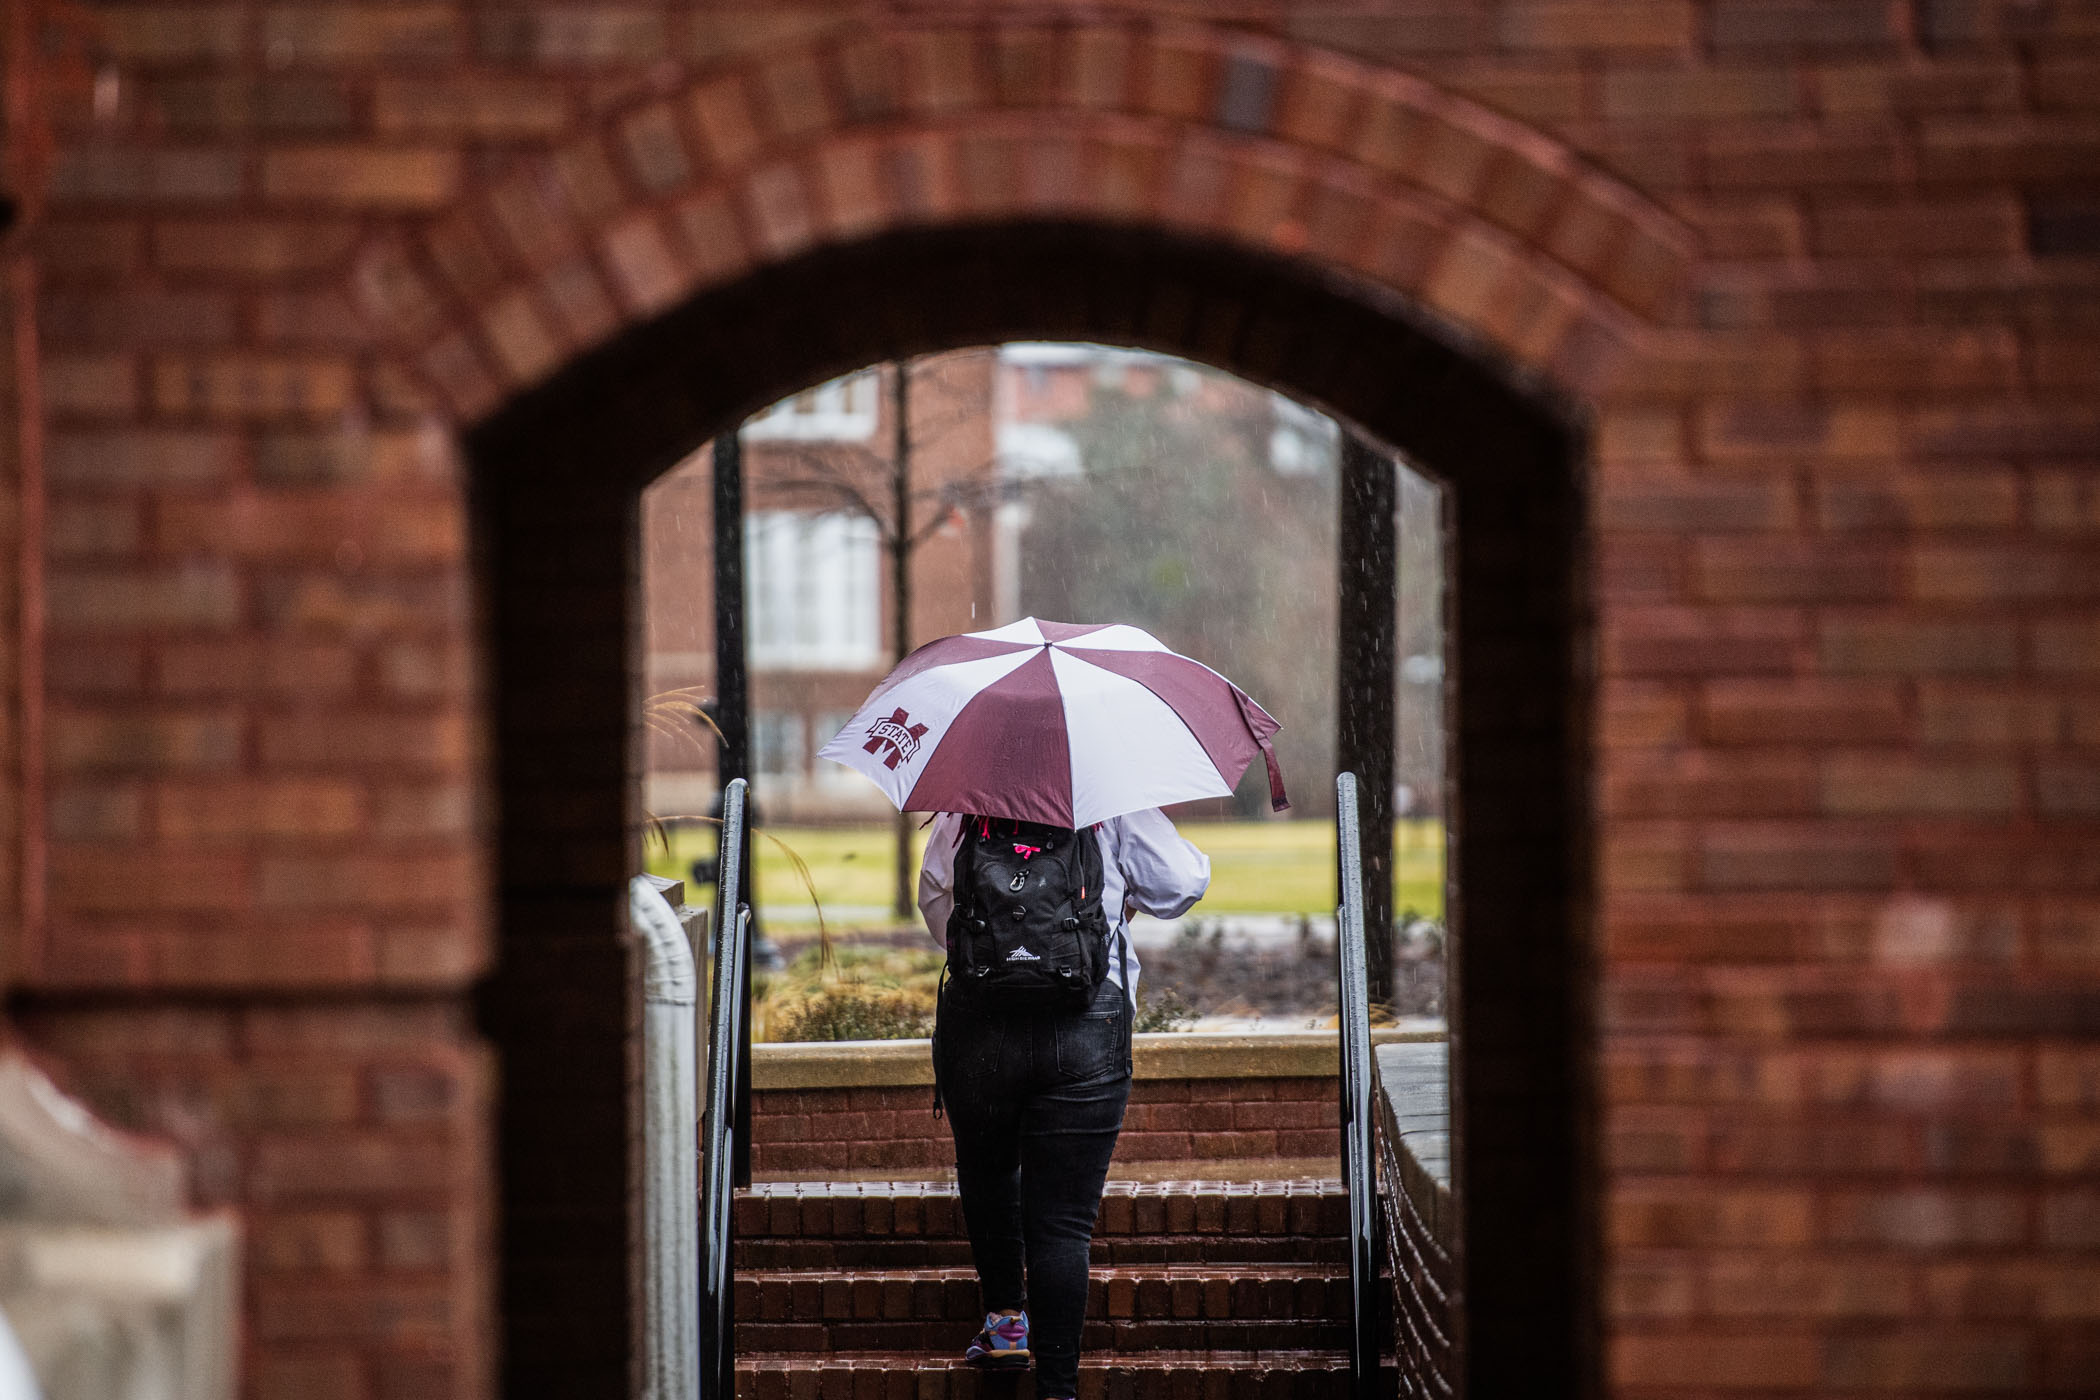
top-left (933, 975), bottom-right (1131, 1399)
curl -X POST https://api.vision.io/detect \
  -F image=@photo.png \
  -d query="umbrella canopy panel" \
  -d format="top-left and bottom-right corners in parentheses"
top-left (817, 618), bottom-right (1284, 829)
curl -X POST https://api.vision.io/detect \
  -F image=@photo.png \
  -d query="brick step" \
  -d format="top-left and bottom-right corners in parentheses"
top-left (740, 1317), bottom-right (1353, 1355)
top-left (735, 1265), bottom-right (1351, 1353)
top-left (734, 1181), bottom-right (1348, 1269)
top-left (737, 1234), bottom-right (1350, 1271)
top-left (736, 1349), bottom-right (1386, 1399)
top-left (737, 1181), bottom-right (1348, 1238)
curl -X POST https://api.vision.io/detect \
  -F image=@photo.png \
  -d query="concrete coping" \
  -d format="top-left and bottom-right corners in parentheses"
top-left (751, 1023), bottom-right (1446, 1090)
top-left (1373, 1040), bottom-right (1453, 1248)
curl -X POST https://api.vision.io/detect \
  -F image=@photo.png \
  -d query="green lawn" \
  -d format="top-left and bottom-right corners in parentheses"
top-left (647, 817), bottom-right (1444, 929)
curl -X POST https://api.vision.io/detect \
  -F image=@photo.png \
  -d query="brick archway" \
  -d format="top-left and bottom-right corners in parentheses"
top-left (349, 20), bottom-right (1692, 421)
top-left (470, 219), bottom-right (1592, 1397)
top-left (400, 19), bottom-right (1693, 1397)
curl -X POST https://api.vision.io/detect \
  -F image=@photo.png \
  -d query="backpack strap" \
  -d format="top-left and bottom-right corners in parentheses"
top-left (931, 963), bottom-right (949, 1121)
top-left (951, 819), bottom-right (978, 974)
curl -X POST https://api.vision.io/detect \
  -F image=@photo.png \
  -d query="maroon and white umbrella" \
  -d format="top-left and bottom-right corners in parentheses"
top-left (817, 617), bottom-right (1287, 828)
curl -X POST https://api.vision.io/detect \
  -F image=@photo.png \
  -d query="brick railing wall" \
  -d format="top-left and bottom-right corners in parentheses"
top-left (755, 1077), bottom-right (1339, 1177)
top-left (1375, 1041), bottom-right (1457, 1398)
top-left (749, 1030), bottom-right (1441, 1177)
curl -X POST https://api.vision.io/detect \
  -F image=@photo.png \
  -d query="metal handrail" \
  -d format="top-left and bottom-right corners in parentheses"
top-left (1335, 771), bottom-right (1381, 1395)
top-left (701, 778), bottom-right (750, 1400)
top-left (632, 877), bottom-right (699, 1400)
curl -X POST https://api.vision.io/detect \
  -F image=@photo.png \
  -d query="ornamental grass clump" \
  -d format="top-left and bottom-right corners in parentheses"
top-left (1133, 984), bottom-right (1199, 1032)
top-left (771, 985), bottom-right (935, 1042)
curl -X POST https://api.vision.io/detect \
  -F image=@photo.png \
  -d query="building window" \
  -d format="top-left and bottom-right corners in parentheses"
top-left (741, 371), bottom-right (880, 442)
top-left (812, 711), bottom-right (868, 788)
top-left (1269, 393), bottom-right (1339, 476)
top-left (746, 511), bottom-right (883, 670)
top-left (753, 710), bottom-right (807, 780)
top-left (996, 422), bottom-right (1082, 480)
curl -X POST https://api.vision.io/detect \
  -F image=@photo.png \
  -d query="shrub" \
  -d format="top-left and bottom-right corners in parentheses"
top-left (771, 985), bottom-right (934, 1042)
top-left (1133, 984), bottom-right (1199, 1033)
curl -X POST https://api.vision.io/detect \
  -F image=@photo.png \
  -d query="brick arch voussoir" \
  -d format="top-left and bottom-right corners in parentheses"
top-left (348, 17), bottom-right (1696, 424)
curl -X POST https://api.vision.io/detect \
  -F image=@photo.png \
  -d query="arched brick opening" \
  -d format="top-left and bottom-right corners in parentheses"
top-left (350, 19), bottom-right (1692, 415)
top-left (359, 19), bottom-right (1694, 1394)
top-left (471, 221), bottom-right (1586, 1396)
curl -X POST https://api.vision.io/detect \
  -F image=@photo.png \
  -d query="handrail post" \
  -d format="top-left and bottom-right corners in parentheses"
top-left (631, 878), bottom-right (700, 1400)
top-left (701, 778), bottom-right (750, 1400)
top-left (713, 429), bottom-right (756, 1189)
top-left (1336, 772), bottom-right (1381, 1395)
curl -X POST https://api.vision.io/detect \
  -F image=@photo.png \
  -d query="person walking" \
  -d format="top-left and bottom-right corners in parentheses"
top-left (816, 618), bottom-right (1285, 1395)
top-left (918, 807), bottom-right (1210, 1399)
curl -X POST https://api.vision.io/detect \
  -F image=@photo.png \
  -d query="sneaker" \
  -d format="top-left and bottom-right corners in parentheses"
top-left (963, 1310), bottom-right (1030, 1368)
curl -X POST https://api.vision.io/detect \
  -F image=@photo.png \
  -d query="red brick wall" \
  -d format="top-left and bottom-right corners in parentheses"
top-left (752, 1076), bottom-right (1340, 1178)
top-left (15, 1000), bottom-right (492, 1399)
top-left (0, 3), bottom-right (2093, 1396)
top-left (2, 263), bottom-right (22, 957)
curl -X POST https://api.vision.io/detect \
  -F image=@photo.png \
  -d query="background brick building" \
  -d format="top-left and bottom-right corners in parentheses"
top-left (641, 354), bottom-right (996, 825)
top-left (0, 0), bottom-right (2095, 1397)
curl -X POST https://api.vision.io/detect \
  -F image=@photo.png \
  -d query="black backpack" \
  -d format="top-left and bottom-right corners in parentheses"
top-left (945, 816), bottom-right (1113, 1011)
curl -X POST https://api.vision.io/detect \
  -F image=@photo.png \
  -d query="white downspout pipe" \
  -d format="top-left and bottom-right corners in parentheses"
top-left (631, 877), bottom-right (700, 1400)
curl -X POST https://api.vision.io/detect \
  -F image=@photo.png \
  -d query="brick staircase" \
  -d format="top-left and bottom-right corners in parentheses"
top-left (732, 1179), bottom-right (1387, 1396)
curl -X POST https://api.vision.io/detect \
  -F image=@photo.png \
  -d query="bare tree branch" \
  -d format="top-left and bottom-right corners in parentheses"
top-left (907, 507), bottom-right (959, 552)
top-left (752, 430), bottom-right (1019, 559)
top-left (764, 473), bottom-right (890, 535)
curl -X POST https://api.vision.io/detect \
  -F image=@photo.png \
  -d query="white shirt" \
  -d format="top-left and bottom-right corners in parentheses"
top-left (0, 1304), bottom-right (40, 1400)
top-left (918, 808), bottom-right (1211, 1009)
